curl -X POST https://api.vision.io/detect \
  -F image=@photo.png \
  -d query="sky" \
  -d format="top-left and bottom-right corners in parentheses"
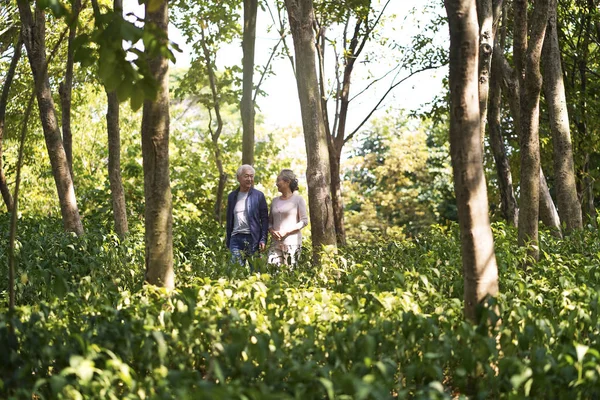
top-left (125, 1), bottom-right (446, 130)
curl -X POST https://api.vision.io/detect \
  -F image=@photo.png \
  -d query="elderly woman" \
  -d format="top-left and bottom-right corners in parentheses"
top-left (268, 169), bottom-right (308, 267)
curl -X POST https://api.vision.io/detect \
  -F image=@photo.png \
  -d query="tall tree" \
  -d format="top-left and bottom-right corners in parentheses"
top-left (102, 0), bottom-right (128, 237)
top-left (444, 0), bottom-right (499, 321)
top-left (141, 0), bottom-right (174, 289)
top-left (241, 0), bottom-right (258, 165)
top-left (542, 0), bottom-right (582, 233)
top-left (58, 0), bottom-right (80, 177)
top-left (284, 0), bottom-right (337, 263)
top-left (172, 0), bottom-right (242, 223)
top-left (496, 45), bottom-right (560, 232)
top-left (0, 34), bottom-right (22, 212)
top-left (313, 0), bottom-right (443, 245)
top-left (559, 0), bottom-right (598, 226)
top-left (514, 0), bottom-right (550, 260)
top-left (200, 26), bottom-right (228, 223)
top-left (16, 0), bottom-right (84, 235)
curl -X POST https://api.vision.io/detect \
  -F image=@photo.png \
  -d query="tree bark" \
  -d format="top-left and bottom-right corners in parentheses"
top-left (284, 0), bottom-right (337, 263)
top-left (539, 168), bottom-right (562, 237)
top-left (515, 0), bottom-right (550, 261)
top-left (142, 0), bottom-right (174, 289)
top-left (200, 27), bottom-right (228, 223)
top-left (445, 0), bottom-right (499, 322)
top-left (105, 0), bottom-right (128, 237)
top-left (476, 0), bottom-right (494, 139)
top-left (241, 0), bottom-right (258, 166)
top-left (16, 2), bottom-right (84, 235)
top-left (58, 0), bottom-right (80, 178)
top-left (488, 48), bottom-right (518, 225)
top-left (0, 34), bottom-right (22, 212)
top-left (497, 48), bottom-right (561, 232)
top-left (327, 19), bottom-right (364, 247)
top-left (541, 0), bottom-right (582, 233)
top-left (106, 89), bottom-right (129, 236)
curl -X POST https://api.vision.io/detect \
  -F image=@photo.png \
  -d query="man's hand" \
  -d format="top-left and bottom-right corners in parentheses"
top-left (259, 242), bottom-right (266, 251)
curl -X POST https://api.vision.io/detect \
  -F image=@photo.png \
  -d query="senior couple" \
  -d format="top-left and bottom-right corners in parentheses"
top-left (225, 164), bottom-right (308, 269)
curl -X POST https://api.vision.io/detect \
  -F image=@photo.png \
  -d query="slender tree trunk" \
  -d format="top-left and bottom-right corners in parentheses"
top-left (328, 20), bottom-right (363, 247)
top-left (539, 168), bottom-right (562, 237)
top-left (480, 0), bottom-right (518, 225)
top-left (489, 50), bottom-right (518, 225)
top-left (445, 0), bottom-right (499, 322)
top-left (106, 90), bottom-right (129, 236)
top-left (200, 28), bottom-right (228, 223)
top-left (541, 0), bottom-right (582, 233)
top-left (284, 0), bottom-right (337, 263)
top-left (583, 156), bottom-right (596, 225)
top-left (105, 0), bottom-right (128, 237)
top-left (498, 49), bottom-right (560, 232)
top-left (241, 0), bottom-right (258, 165)
top-left (579, 4), bottom-right (595, 226)
top-left (58, 0), bottom-right (80, 177)
top-left (477, 0), bottom-right (494, 139)
top-left (0, 35), bottom-right (22, 212)
top-left (515, 0), bottom-right (550, 261)
top-left (142, 0), bottom-right (174, 289)
top-left (16, 2), bottom-right (84, 235)
top-left (329, 145), bottom-right (346, 246)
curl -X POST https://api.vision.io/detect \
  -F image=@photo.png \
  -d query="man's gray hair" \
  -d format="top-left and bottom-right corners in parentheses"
top-left (236, 164), bottom-right (255, 177)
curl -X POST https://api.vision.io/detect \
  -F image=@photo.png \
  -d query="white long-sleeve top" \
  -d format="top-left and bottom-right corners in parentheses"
top-left (269, 193), bottom-right (308, 246)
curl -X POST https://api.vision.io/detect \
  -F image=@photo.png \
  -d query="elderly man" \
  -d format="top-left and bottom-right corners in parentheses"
top-left (226, 164), bottom-right (269, 268)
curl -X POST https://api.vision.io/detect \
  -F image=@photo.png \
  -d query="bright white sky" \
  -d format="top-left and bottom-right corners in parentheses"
top-left (126, 1), bottom-right (446, 130)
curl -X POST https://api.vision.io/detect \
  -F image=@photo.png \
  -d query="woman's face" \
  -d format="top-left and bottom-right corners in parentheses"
top-left (276, 175), bottom-right (290, 193)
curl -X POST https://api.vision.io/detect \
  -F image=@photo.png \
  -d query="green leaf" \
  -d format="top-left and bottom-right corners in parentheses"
top-left (129, 87), bottom-right (145, 111)
top-left (53, 276), bottom-right (68, 298)
top-left (319, 377), bottom-right (335, 400)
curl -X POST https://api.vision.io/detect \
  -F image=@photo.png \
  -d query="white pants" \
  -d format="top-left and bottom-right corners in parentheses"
top-left (268, 243), bottom-right (301, 266)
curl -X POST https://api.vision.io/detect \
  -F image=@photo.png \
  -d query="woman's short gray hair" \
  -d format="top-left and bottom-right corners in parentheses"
top-left (279, 169), bottom-right (299, 192)
top-left (237, 164), bottom-right (255, 177)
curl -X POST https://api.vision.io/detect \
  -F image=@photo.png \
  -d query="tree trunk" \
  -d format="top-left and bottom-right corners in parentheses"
top-left (16, 2), bottom-right (84, 235)
top-left (542, 0), bottom-right (582, 233)
top-left (106, 90), bottom-right (129, 236)
top-left (201, 27), bottom-right (228, 223)
top-left (0, 34), bottom-right (22, 212)
top-left (328, 20), bottom-right (363, 247)
top-left (498, 48), bottom-right (560, 232)
top-left (488, 48), bottom-right (518, 225)
top-left (104, 0), bottom-right (128, 237)
top-left (476, 0), bottom-right (494, 139)
top-left (445, 0), bottom-right (499, 322)
top-left (584, 157), bottom-right (596, 226)
top-left (284, 0), bottom-right (337, 263)
top-left (539, 168), bottom-right (562, 237)
top-left (142, 0), bottom-right (174, 289)
top-left (58, 0), bottom-right (80, 178)
top-left (241, 0), bottom-right (257, 166)
top-left (329, 145), bottom-right (346, 245)
top-left (516, 0), bottom-right (549, 261)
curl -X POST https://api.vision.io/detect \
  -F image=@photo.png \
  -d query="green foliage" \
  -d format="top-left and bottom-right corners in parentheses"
top-left (344, 113), bottom-right (454, 240)
top-left (2, 215), bottom-right (600, 398)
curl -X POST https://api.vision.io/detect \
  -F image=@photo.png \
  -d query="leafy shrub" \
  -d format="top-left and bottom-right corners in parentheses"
top-left (1, 217), bottom-right (599, 398)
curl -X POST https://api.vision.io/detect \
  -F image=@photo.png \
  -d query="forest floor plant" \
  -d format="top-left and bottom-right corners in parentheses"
top-left (1, 215), bottom-right (599, 398)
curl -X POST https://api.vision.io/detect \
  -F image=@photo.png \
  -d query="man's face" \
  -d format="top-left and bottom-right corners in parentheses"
top-left (238, 169), bottom-right (255, 191)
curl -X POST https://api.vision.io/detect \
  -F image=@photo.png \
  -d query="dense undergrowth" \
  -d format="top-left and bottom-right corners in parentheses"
top-left (1, 214), bottom-right (600, 399)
